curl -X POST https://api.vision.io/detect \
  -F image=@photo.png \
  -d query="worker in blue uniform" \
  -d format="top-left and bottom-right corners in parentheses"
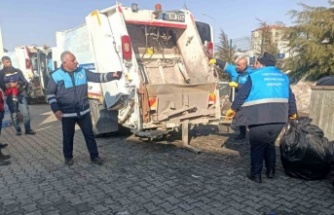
top-left (46, 51), bottom-right (122, 166)
top-left (225, 52), bottom-right (297, 183)
top-left (209, 56), bottom-right (251, 140)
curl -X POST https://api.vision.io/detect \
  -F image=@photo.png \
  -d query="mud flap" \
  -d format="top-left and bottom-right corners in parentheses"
top-left (182, 120), bottom-right (201, 153)
top-left (89, 99), bottom-right (118, 135)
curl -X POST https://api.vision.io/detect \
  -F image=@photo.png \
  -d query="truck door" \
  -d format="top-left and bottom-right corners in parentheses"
top-left (85, 7), bottom-right (128, 110)
top-left (36, 49), bottom-right (49, 98)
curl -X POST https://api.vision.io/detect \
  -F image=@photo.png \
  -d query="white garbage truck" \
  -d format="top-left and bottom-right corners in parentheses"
top-left (54, 3), bottom-right (222, 149)
top-left (4, 45), bottom-right (52, 103)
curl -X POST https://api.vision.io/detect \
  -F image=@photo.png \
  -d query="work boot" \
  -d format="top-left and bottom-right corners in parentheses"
top-left (25, 129), bottom-right (36, 135)
top-left (64, 158), bottom-right (74, 166)
top-left (91, 156), bottom-right (104, 165)
top-left (0, 153), bottom-right (11, 161)
top-left (16, 131), bottom-right (22, 136)
top-left (0, 159), bottom-right (11, 166)
top-left (0, 143), bottom-right (8, 149)
top-left (266, 170), bottom-right (275, 179)
top-left (247, 173), bottom-right (262, 183)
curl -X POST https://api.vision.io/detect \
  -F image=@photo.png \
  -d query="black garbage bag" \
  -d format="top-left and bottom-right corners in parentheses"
top-left (316, 75), bottom-right (334, 86)
top-left (280, 117), bottom-right (334, 180)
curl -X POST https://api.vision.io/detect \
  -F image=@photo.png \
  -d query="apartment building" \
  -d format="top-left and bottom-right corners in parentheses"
top-left (251, 24), bottom-right (290, 59)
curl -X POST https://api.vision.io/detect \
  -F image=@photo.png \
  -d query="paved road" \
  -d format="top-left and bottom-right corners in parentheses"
top-left (0, 104), bottom-right (333, 215)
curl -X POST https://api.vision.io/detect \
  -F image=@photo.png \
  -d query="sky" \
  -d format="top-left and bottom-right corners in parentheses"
top-left (0, 0), bottom-right (330, 51)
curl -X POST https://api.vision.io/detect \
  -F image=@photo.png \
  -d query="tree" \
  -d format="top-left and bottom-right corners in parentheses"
top-left (215, 29), bottom-right (237, 80)
top-left (283, 2), bottom-right (334, 81)
top-left (255, 19), bottom-right (280, 58)
top-left (216, 29), bottom-right (237, 63)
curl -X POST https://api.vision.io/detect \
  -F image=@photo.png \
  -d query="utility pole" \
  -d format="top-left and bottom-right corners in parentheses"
top-left (229, 39), bottom-right (233, 59)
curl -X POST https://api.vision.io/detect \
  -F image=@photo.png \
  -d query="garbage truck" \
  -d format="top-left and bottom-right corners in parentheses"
top-left (5, 45), bottom-right (52, 103)
top-left (54, 3), bottom-right (223, 149)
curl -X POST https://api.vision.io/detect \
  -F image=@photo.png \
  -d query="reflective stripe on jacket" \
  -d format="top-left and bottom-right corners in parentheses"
top-left (47, 66), bottom-right (90, 117)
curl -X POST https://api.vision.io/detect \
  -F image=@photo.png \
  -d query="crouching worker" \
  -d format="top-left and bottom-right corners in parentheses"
top-left (46, 51), bottom-right (122, 166)
top-left (225, 52), bottom-right (297, 183)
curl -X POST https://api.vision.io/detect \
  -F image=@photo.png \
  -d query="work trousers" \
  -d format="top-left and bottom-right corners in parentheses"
top-left (248, 123), bottom-right (285, 175)
top-left (0, 111), bottom-right (4, 135)
top-left (7, 95), bottom-right (31, 132)
top-left (61, 112), bottom-right (98, 159)
top-left (239, 126), bottom-right (246, 137)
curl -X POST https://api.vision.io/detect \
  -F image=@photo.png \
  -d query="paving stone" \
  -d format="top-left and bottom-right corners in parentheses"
top-left (21, 203), bottom-right (38, 213)
top-left (3, 203), bottom-right (21, 214)
top-left (37, 203), bottom-right (57, 213)
top-left (92, 204), bottom-right (108, 212)
top-left (25, 211), bottom-right (43, 215)
top-left (141, 202), bottom-right (159, 212)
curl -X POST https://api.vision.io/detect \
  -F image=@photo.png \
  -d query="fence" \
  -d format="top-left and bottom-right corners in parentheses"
top-left (231, 36), bottom-right (251, 52)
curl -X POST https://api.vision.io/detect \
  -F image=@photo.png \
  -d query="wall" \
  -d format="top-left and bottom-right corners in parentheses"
top-left (290, 81), bottom-right (315, 114)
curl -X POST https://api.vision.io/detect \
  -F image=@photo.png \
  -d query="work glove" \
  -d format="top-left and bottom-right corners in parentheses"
top-left (289, 113), bottom-right (298, 120)
top-left (229, 82), bottom-right (238, 88)
top-left (112, 71), bottom-right (123, 80)
top-left (225, 108), bottom-right (236, 120)
top-left (209, 58), bottom-right (217, 66)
